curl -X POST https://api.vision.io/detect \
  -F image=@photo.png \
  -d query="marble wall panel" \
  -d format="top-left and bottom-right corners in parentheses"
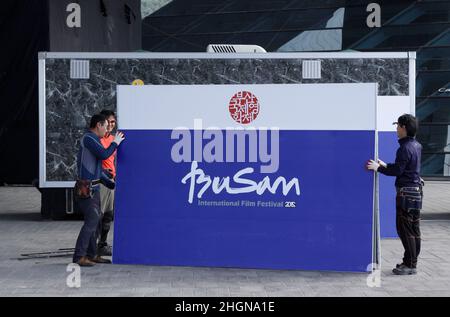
top-left (44, 57), bottom-right (409, 181)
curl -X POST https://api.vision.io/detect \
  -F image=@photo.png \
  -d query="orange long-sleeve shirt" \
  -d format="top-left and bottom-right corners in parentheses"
top-left (100, 134), bottom-right (116, 178)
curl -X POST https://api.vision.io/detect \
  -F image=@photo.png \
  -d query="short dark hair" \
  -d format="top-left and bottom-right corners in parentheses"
top-left (89, 114), bottom-right (107, 129)
top-left (397, 114), bottom-right (418, 137)
top-left (100, 109), bottom-right (116, 119)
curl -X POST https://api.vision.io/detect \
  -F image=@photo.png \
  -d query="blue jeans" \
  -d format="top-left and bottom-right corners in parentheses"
top-left (73, 190), bottom-right (101, 262)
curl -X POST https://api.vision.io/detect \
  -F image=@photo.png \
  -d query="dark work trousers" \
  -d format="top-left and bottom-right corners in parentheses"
top-left (396, 194), bottom-right (421, 268)
top-left (99, 210), bottom-right (113, 247)
top-left (73, 190), bottom-right (102, 262)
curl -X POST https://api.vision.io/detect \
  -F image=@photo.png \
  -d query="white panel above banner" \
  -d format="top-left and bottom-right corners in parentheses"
top-left (117, 83), bottom-right (378, 131)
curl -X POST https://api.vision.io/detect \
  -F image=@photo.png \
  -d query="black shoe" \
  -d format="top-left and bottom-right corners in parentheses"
top-left (97, 244), bottom-right (112, 256)
top-left (393, 264), bottom-right (416, 275)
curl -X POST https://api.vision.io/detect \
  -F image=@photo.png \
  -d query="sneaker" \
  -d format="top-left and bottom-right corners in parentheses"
top-left (393, 264), bottom-right (417, 275)
top-left (97, 244), bottom-right (112, 256)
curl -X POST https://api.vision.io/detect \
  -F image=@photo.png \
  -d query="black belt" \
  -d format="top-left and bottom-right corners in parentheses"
top-left (91, 179), bottom-right (101, 185)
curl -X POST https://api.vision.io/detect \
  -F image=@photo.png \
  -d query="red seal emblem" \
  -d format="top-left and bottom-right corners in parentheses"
top-left (228, 91), bottom-right (260, 124)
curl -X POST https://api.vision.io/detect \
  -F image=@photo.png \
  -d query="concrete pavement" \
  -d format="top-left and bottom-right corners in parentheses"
top-left (0, 182), bottom-right (449, 297)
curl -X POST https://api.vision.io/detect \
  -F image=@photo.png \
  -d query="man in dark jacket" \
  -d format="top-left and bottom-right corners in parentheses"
top-left (367, 114), bottom-right (423, 275)
top-left (73, 114), bottom-right (125, 267)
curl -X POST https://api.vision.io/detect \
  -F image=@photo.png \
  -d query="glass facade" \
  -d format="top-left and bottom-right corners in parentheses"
top-left (142, 0), bottom-right (450, 177)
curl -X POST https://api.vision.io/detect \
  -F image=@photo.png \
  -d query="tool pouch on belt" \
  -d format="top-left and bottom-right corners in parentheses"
top-left (74, 180), bottom-right (93, 199)
top-left (399, 187), bottom-right (422, 212)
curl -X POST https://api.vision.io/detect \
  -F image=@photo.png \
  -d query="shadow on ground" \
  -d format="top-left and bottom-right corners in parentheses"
top-left (422, 213), bottom-right (450, 220)
top-left (0, 212), bottom-right (43, 222)
top-left (0, 211), bottom-right (84, 222)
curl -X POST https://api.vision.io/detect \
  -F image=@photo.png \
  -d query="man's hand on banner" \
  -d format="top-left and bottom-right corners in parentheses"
top-left (377, 159), bottom-right (387, 168)
top-left (367, 159), bottom-right (380, 171)
top-left (114, 131), bottom-right (125, 145)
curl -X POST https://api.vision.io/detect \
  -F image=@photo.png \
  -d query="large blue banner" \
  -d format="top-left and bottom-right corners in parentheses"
top-left (113, 83), bottom-right (378, 272)
top-left (379, 132), bottom-right (399, 238)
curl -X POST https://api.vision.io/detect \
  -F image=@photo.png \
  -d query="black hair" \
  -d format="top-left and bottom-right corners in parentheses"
top-left (89, 114), bottom-right (107, 129)
top-left (397, 114), bottom-right (418, 137)
top-left (100, 109), bottom-right (116, 119)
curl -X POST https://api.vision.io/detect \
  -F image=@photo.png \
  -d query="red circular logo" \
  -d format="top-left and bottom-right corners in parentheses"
top-left (228, 91), bottom-right (260, 124)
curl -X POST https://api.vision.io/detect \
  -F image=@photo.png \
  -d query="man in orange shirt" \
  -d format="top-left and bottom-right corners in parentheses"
top-left (98, 109), bottom-right (117, 256)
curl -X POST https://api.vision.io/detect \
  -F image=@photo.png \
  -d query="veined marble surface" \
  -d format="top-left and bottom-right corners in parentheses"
top-left (45, 57), bottom-right (409, 181)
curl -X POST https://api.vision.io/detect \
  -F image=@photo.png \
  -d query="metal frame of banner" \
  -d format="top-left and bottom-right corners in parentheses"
top-left (373, 84), bottom-right (381, 273)
top-left (39, 52), bottom-right (410, 59)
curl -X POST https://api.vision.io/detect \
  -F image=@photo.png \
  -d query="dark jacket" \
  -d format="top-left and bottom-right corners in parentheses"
top-left (378, 136), bottom-right (422, 188)
top-left (77, 131), bottom-right (118, 191)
